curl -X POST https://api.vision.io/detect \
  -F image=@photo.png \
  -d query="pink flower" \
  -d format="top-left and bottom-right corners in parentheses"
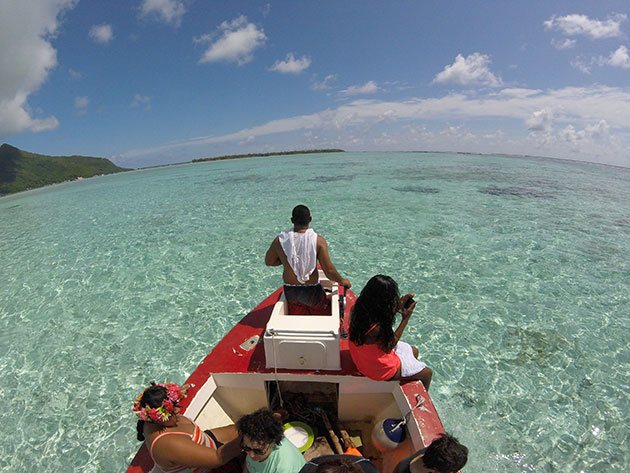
top-left (148, 409), bottom-right (162, 422)
top-left (166, 385), bottom-right (182, 402)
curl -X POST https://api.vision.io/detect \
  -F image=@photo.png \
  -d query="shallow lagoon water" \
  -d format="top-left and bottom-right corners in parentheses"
top-left (0, 152), bottom-right (628, 471)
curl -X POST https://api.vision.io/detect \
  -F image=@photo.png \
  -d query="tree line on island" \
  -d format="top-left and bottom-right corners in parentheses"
top-left (0, 144), bottom-right (345, 196)
top-left (192, 149), bottom-right (344, 163)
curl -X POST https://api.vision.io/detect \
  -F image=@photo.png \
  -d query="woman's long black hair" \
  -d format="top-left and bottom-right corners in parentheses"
top-left (136, 383), bottom-right (167, 441)
top-left (349, 275), bottom-right (400, 352)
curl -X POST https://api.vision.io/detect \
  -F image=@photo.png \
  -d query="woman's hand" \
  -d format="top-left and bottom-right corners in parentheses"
top-left (400, 293), bottom-right (416, 319)
top-left (394, 294), bottom-right (415, 343)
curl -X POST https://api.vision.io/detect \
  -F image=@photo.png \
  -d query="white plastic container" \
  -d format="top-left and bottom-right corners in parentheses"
top-left (264, 275), bottom-right (340, 371)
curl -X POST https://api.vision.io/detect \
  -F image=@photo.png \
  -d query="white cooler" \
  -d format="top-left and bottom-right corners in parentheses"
top-left (264, 274), bottom-right (341, 371)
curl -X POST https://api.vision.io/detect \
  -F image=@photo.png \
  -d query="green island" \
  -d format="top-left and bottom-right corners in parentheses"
top-left (0, 143), bottom-right (129, 196)
top-left (192, 149), bottom-right (344, 163)
top-left (0, 145), bottom-right (345, 196)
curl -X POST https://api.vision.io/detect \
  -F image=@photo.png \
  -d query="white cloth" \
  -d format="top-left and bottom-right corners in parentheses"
top-left (394, 341), bottom-right (427, 378)
top-left (278, 228), bottom-right (318, 284)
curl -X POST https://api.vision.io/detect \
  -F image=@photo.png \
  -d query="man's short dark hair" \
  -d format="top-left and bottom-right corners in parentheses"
top-left (291, 205), bottom-right (311, 226)
top-left (422, 433), bottom-right (468, 473)
top-left (237, 408), bottom-right (284, 446)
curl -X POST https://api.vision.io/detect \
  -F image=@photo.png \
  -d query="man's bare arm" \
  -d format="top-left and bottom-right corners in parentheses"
top-left (317, 236), bottom-right (351, 288)
top-left (265, 237), bottom-right (282, 266)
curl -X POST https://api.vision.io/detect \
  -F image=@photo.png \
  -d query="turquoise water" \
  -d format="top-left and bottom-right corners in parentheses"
top-left (0, 152), bottom-right (628, 472)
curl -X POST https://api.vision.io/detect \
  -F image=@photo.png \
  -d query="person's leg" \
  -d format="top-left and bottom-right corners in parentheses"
top-left (417, 367), bottom-right (432, 391)
top-left (395, 342), bottom-right (432, 391)
top-left (401, 367), bottom-right (433, 391)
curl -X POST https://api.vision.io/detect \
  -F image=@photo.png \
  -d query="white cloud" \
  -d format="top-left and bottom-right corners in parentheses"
top-left (74, 96), bottom-right (89, 114)
top-left (140, 0), bottom-right (186, 27)
top-left (130, 94), bottom-right (152, 111)
top-left (119, 85), bottom-right (630, 167)
top-left (605, 45), bottom-right (630, 69)
top-left (544, 14), bottom-right (626, 40)
top-left (440, 125), bottom-right (464, 137)
top-left (312, 74), bottom-right (336, 91)
top-left (571, 58), bottom-right (592, 74)
top-left (89, 24), bottom-right (113, 44)
top-left (341, 81), bottom-right (379, 96)
top-left (376, 109), bottom-right (397, 123)
top-left (560, 124), bottom-right (580, 148)
top-left (433, 53), bottom-right (502, 87)
top-left (270, 53), bottom-right (311, 74)
top-left (560, 121), bottom-right (610, 150)
top-left (497, 88), bottom-right (542, 98)
top-left (482, 130), bottom-right (505, 140)
top-left (196, 16), bottom-right (266, 65)
top-left (551, 38), bottom-right (576, 50)
top-left (0, 94), bottom-right (59, 134)
top-left (68, 68), bottom-right (82, 80)
top-left (0, 0), bottom-right (77, 135)
top-left (584, 119), bottom-right (610, 139)
top-left (526, 109), bottom-right (553, 132)
top-left (572, 45), bottom-right (630, 73)
top-left (238, 135), bottom-right (255, 145)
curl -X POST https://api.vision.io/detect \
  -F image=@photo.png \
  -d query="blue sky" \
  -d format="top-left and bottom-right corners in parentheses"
top-left (1, 1), bottom-right (629, 168)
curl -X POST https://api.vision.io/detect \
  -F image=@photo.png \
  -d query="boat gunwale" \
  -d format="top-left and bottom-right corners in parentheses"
top-left (127, 286), bottom-right (445, 473)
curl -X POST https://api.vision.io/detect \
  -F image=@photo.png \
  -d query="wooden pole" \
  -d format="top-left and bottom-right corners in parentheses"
top-left (321, 412), bottom-right (343, 455)
top-left (336, 421), bottom-right (362, 456)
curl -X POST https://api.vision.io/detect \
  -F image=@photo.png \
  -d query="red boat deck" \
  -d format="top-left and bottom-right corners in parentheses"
top-left (127, 288), bottom-right (445, 472)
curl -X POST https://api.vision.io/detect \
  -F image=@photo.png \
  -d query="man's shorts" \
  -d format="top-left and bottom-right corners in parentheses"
top-left (283, 284), bottom-right (331, 315)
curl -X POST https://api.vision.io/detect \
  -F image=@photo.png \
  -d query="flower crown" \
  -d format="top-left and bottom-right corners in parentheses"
top-left (133, 383), bottom-right (188, 423)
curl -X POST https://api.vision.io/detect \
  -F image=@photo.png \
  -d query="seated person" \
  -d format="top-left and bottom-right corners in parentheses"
top-left (393, 433), bottom-right (468, 473)
top-left (300, 455), bottom-right (377, 473)
top-left (348, 275), bottom-right (432, 390)
top-left (238, 408), bottom-right (306, 473)
top-left (134, 382), bottom-right (241, 473)
top-left (265, 204), bottom-right (351, 315)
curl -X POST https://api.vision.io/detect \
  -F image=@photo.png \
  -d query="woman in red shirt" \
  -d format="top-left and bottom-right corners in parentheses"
top-left (348, 275), bottom-right (432, 390)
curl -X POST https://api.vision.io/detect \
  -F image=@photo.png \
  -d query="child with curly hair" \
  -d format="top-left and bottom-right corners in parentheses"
top-left (238, 408), bottom-right (305, 473)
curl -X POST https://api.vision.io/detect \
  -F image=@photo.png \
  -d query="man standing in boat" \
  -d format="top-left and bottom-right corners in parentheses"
top-left (265, 204), bottom-right (351, 315)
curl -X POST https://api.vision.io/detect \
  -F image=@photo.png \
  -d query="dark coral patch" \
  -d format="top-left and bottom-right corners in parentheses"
top-left (392, 185), bottom-right (440, 194)
top-left (479, 186), bottom-right (555, 199)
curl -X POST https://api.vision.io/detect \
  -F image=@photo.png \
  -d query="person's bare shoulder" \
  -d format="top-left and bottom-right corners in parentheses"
top-left (265, 236), bottom-right (283, 266)
top-left (316, 234), bottom-right (328, 249)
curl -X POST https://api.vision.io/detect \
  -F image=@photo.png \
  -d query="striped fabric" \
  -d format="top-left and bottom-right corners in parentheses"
top-left (149, 424), bottom-right (217, 473)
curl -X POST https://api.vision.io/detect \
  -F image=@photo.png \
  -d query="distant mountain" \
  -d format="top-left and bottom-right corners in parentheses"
top-left (0, 144), bottom-right (129, 196)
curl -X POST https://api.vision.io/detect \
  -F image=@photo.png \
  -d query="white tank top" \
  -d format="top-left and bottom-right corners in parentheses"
top-left (278, 228), bottom-right (318, 283)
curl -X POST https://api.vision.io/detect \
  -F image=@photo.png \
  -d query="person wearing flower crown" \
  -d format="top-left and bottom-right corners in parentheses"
top-left (134, 382), bottom-right (242, 473)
